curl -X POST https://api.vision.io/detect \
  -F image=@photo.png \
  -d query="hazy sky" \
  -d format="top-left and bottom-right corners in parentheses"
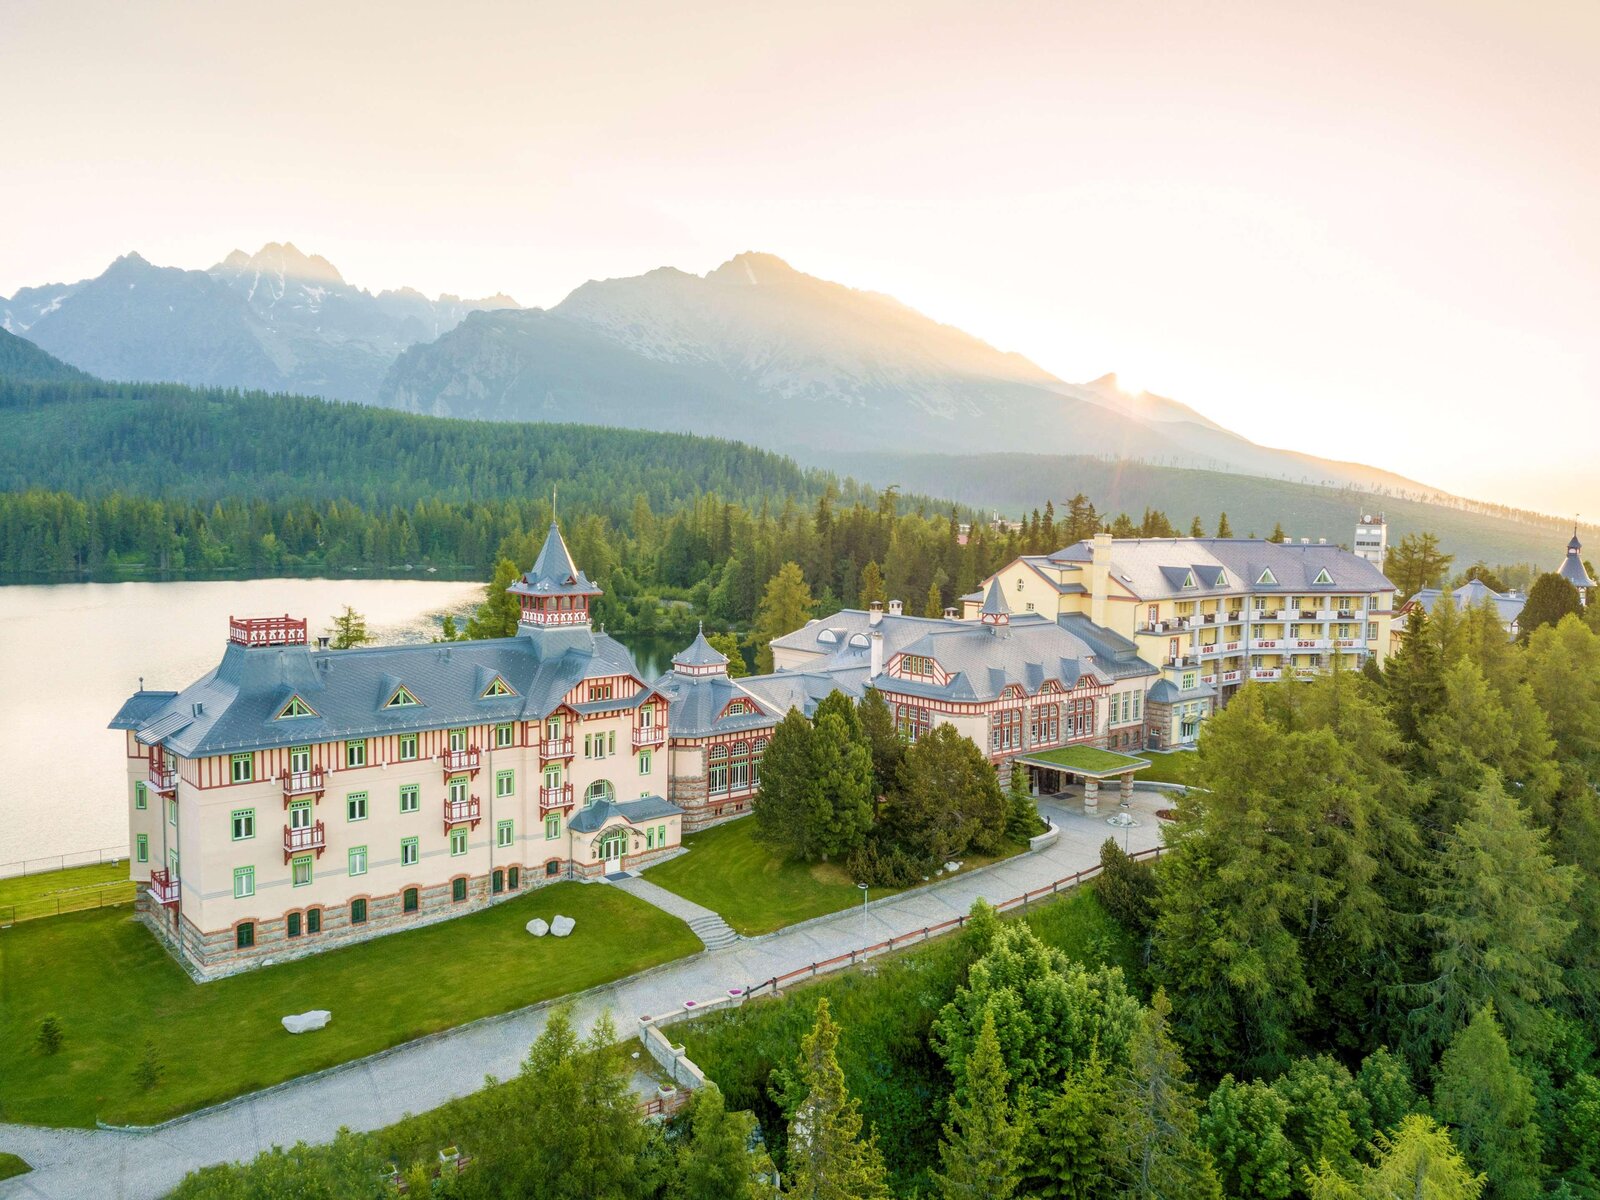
top-left (3, 0), bottom-right (1595, 516)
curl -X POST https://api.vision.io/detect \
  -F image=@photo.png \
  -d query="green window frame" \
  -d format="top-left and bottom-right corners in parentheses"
top-left (646, 827), bottom-right (655, 850)
top-left (401, 836), bottom-right (419, 866)
top-left (236, 922), bottom-right (255, 949)
top-left (347, 792), bottom-right (368, 822)
top-left (345, 740), bottom-right (367, 769)
top-left (399, 783), bottom-right (419, 814)
top-left (233, 866), bottom-right (254, 899)
top-left (231, 808), bottom-right (255, 841)
top-left (351, 897), bottom-right (368, 924)
top-left (398, 733), bottom-right (418, 761)
top-left (134, 781), bottom-right (147, 810)
top-left (348, 846), bottom-right (368, 876)
top-left (496, 819), bottom-right (514, 848)
top-left (287, 910), bottom-right (302, 938)
top-left (307, 907), bottom-right (321, 933)
top-left (545, 814), bottom-right (561, 839)
top-left (292, 855), bottom-right (312, 887)
top-left (452, 877), bottom-right (467, 902)
top-left (167, 797), bottom-right (178, 827)
top-left (657, 824), bottom-right (667, 846)
top-left (496, 769), bottom-right (514, 798)
top-left (638, 750), bottom-right (652, 775)
top-left (495, 723), bottom-right (514, 748)
top-left (135, 833), bottom-right (149, 863)
top-left (231, 753), bottom-right (254, 784)
top-left (403, 887), bottom-right (419, 913)
top-left (450, 827), bottom-right (468, 856)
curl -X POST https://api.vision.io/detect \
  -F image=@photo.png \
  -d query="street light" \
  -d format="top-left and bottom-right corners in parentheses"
top-left (857, 882), bottom-right (869, 939)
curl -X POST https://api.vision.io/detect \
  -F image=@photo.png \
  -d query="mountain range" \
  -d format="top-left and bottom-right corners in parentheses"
top-left (6, 244), bottom-right (1420, 496)
top-left (1, 243), bottom-right (517, 402)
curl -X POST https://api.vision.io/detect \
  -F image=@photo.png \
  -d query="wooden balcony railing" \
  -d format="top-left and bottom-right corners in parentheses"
top-left (539, 736), bottom-right (574, 759)
top-left (540, 784), bottom-right (574, 813)
top-left (284, 820), bottom-right (326, 861)
top-left (280, 767), bottom-right (325, 804)
top-left (148, 868), bottom-right (180, 906)
top-left (441, 747), bottom-right (481, 777)
top-left (632, 725), bottom-right (665, 748)
top-left (443, 795), bottom-right (482, 833)
top-left (148, 760), bottom-right (178, 794)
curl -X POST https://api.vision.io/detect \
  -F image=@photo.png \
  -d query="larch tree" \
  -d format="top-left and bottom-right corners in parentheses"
top-left (932, 1008), bottom-right (1025, 1200)
top-left (1386, 532), bottom-right (1454, 601)
top-left (752, 561), bottom-right (814, 672)
top-left (327, 604), bottom-right (371, 649)
top-left (782, 999), bottom-right (892, 1200)
top-left (1432, 1005), bottom-right (1543, 1200)
top-left (1303, 1115), bottom-right (1485, 1200)
top-left (705, 630), bottom-right (748, 676)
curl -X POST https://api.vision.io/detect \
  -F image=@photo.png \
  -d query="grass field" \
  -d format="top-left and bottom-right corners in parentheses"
top-left (1134, 750), bottom-right (1200, 786)
top-left (0, 882), bottom-right (699, 1127)
top-left (0, 861), bottom-right (134, 922)
top-left (0, 1153), bottom-right (30, 1182)
top-left (643, 816), bottom-right (1025, 936)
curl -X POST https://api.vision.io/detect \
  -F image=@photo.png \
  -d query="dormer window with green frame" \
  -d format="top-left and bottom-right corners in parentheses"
top-left (277, 695), bottom-right (317, 720)
top-left (482, 676), bottom-right (515, 699)
top-left (1257, 568), bottom-right (1278, 587)
top-left (1313, 568), bottom-right (1334, 585)
top-left (1213, 569), bottom-right (1229, 588)
top-left (385, 686), bottom-right (420, 709)
top-left (1180, 570), bottom-right (1197, 590)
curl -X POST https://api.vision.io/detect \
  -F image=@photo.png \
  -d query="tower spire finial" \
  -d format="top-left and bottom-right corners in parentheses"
top-left (552, 485), bottom-right (557, 521)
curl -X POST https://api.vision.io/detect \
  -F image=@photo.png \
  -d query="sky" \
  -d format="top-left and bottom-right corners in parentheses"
top-left (2, 0), bottom-right (1595, 516)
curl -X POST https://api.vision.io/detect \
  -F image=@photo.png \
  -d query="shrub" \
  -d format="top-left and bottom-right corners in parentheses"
top-left (36, 1015), bottom-right (63, 1056)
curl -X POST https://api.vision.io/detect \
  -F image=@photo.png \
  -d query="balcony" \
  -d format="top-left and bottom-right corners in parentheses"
top-left (1337, 609), bottom-right (1356, 620)
top-left (1165, 655), bottom-right (1200, 668)
top-left (283, 820), bottom-right (326, 862)
top-left (1137, 617), bottom-right (1191, 634)
top-left (1253, 610), bottom-right (1283, 622)
top-left (539, 736), bottom-right (574, 760)
top-left (1225, 611), bottom-right (1244, 623)
top-left (1221, 669), bottom-right (1243, 684)
top-left (632, 725), bottom-right (666, 749)
top-left (1198, 643), bottom-right (1221, 658)
top-left (1200, 674), bottom-right (1217, 686)
top-left (539, 783), bottom-right (574, 813)
top-left (1298, 610), bottom-right (1319, 620)
top-left (1294, 666), bottom-right (1320, 679)
top-left (147, 760), bottom-right (178, 795)
top-left (1293, 639), bottom-right (1330, 650)
top-left (440, 746), bottom-right (481, 778)
top-left (148, 868), bottom-right (180, 906)
top-left (1333, 638), bottom-right (1360, 649)
top-left (1252, 668), bottom-right (1283, 681)
top-left (443, 795), bottom-right (482, 833)
top-left (1252, 638), bottom-right (1280, 649)
top-left (280, 767), bottom-right (325, 804)
top-left (1200, 613), bottom-right (1216, 624)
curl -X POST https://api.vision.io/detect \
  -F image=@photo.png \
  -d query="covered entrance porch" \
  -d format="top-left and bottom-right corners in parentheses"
top-left (1013, 745), bottom-right (1151, 812)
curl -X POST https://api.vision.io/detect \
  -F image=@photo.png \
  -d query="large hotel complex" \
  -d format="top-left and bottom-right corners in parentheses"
top-left (113, 520), bottom-right (1401, 977)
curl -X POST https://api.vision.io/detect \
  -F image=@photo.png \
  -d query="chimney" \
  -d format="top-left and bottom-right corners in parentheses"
top-left (943, 606), bottom-right (958, 620)
top-left (1300, 538), bottom-right (1311, 544)
top-left (869, 630), bottom-right (884, 679)
top-left (316, 635), bottom-right (330, 651)
top-left (888, 599), bottom-right (903, 617)
top-left (1317, 538), bottom-right (1326, 544)
top-left (868, 600), bottom-right (884, 627)
top-left (191, 702), bottom-right (204, 716)
top-left (1090, 532), bottom-right (1114, 628)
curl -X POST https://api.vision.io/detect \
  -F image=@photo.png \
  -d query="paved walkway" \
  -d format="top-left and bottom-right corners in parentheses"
top-left (604, 875), bottom-right (740, 950)
top-left (0, 792), bottom-right (1167, 1200)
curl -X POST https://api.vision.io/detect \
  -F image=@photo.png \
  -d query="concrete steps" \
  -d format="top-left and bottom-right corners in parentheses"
top-left (686, 913), bottom-right (740, 951)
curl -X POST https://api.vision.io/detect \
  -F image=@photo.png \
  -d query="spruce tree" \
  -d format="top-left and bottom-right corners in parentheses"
top-left (924, 579), bottom-right (944, 618)
top-left (856, 687), bottom-right (904, 799)
top-left (783, 999), bottom-right (892, 1200)
top-left (1199, 1075), bottom-right (1294, 1200)
top-left (1217, 512), bottom-right (1233, 538)
top-left (857, 560), bottom-right (885, 608)
top-left (1021, 1053), bottom-right (1112, 1199)
top-left (753, 709), bottom-right (819, 859)
top-left (463, 557), bottom-right (521, 638)
top-left (672, 1086), bottom-right (776, 1200)
top-left (1005, 763), bottom-right (1045, 842)
top-left (1433, 1005), bottom-right (1543, 1200)
top-left (752, 561), bottom-right (814, 672)
top-left (933, 1009), bottom-right (1025, 1200)
top-left (806, 710), bottom-right (875, 862)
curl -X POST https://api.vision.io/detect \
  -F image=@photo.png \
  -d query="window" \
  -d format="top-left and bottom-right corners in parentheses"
top-left (729, 742), bottom-right (750, 793)
top-left (545, 814), bottom-right (561, 839)
top-left (450, 827), bottom-right (468, 856)
top-left (508, 865), bottom-right (519, 889)
top-left (349, 846), bottom-right (368, 876)
top-left (136, 833), bottom-right (149, 863)
top-left (236, 922), bottom-right (255, 949)
top-left (1314, 568), bottom-right (1333, 585)
top-left (752, 739), bottom-right (766, 787)
top-left (400, 784), bottom-right (419, 814)
top-left (495, 723), bottom-right (514, 748)
top-left (287, 910), bottom-right (302, 938)
top-left (292, 856), bottom-right (312, 887)
top-left (401, 836), bottom-right (419, 866)
top-left (289, 798), bottom-right (312, 831)
top-left (233, 866), bottom-right (254, 898)
top-left (448, 776), bottom-right (468, 805)
top-left (449, 728), bottom-right (467, 752)
top-left (398, 734), bottom-right (418, 761)
top-left (1030, 704), bottom-right (1060, 745)
top-left (497, 819), bottom-right (514, 848)
top-left (546, 860), bottom-right (561, 877)
top-left (587, 682), bottom-right (614, 702)
top-left (896, 705), bottom-right (931, 743)
top-left (646, 826), bottom-right (655, 850)
top-left (1257, 568), bottom-right (1277, 586)
top-left (496, 769), bottom-right (514, 798)
top-left (901, 654), bottom-right (935, 677)
top-left (1182, 673), bottom-right (1197, 691)
top-left (1214, 570), bottom-right (1230, 587)
top-left (277, 695), bottom-right (316, 719)
top-left (709, 744), bottom-right (729, 794)
top-left (1180, 570), bottom-right (1197, 590)
top-left (351, 898), bottom-right (368, 924)
top-left (638, 750), bottom-right (652, 775)
top-left (231, 753), bottom-right (254, 784)
top-left (990, 709), bottom-right (1022, 753)
top-left (657, 824), bottom-right (667, 847)
top-left (452, 877), bottom-right (467, 902)
top-left (289, 746), bottom-right (311, 774)
top-left (403, 887), bottom-right (418, 913)
top-left (484, 677), bottom-right (513, 698)
top-left (385, 685), bottom-right (420, 708)
top-left (1132, 692), bottom-right (1143, 720)
top-left (347, 792), bottom-right (368, 822)
top-left (231, 808), bottom-right (255, 841)
top-left (307, 907), bottom-right (321, 933)
top-left (135, 782), bottom-right (147, 810)
top-left (585, 779), bottom-right (614, 807)
top-left (1367, 621), bottom-right (1378, 641)
top-left (346, 740), bottom-right (367, 768)
top-left (168, 797), bottom-right (178, 827)
top-left (493, 869), bottom-right (505, 894)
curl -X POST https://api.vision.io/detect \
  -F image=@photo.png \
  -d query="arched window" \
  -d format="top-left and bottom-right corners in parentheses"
top-left (403, 887), bottom-right (418, 913)
top-left (709, 744), bottom-right (729, 795)
top-left (585, 779), bottom-right (614, 807)
top-left (546, 859), bottom-right (562, 877)
top-left (729, 742), bottom-right (750, 793)
top-left (751, 738), bottom-right (767, 787)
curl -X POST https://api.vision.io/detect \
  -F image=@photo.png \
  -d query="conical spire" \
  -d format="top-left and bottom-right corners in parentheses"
top-left (980, 577), bottom-right (1011, 626)
top-left (508, 519), bottom-right (602, 630)
top-left (673, 623), bottom-right (730, 675)
top-left (1559, 522), bottom-right (1595, 590)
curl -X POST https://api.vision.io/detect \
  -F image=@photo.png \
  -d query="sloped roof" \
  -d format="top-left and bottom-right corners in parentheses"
top-left (112, 627), bottom-right (645, 757)
top-left (1558, 533), bottom-right (1596, 589)
top-left (508, 521), bottom-right (602, 599)
top-left (651, 665), bottom-right (779, 738)
top-left (110, 690), bottom-right (179, 730)
top-left (1412, 580), bottom-right (1526, 628)
top-left (568, 795), bottom-right (682, 834)
top-left (740, 667), bottom-right (873, 717)
top-left (673, 629), bottom-right (729, 668)
top-left (981, 578), bottom-right (1011, 617)
top-left (1044, 537), bottom-right (1395, 600)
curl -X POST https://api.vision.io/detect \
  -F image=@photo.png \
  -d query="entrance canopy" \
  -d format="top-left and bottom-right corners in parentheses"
top-left (1014, 746), bottom-right (1151, 780)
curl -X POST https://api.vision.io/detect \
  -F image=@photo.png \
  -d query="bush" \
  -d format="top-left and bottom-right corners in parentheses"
top-left (1095, 838), bottom-right (1156, 937)
top-left (36, 1015), bottom-right (63, 1056)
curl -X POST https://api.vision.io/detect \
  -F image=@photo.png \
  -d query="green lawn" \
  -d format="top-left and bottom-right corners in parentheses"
top-left (0, 882), bottom-right (699, 1127)
top-left (0, 861), bottom-right (134, 922)
top-left (643, 816), bottom-right (1023, 937)
top-left (0, 1153), bottom-right (30, 1182)
top-left (1133, 750), bottom-right (1200, 786)
top-left (1021, 744), bottom-right (1150, 775)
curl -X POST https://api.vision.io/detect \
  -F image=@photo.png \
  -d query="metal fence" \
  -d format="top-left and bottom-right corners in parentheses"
top-left (0, 880), bottom-right (137, 926)
top-left (0, 845), bottom-right (128, 880)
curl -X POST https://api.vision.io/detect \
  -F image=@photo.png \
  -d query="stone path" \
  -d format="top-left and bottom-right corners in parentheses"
top-left (603, 875), bottom-right (740, 951)
top-left (0, 791), bottom-right (1168, 1200)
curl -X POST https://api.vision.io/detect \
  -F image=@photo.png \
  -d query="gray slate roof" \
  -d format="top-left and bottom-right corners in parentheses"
top-left (568, 795), bottom-right (681, 834)
top-left (508, 522), bottom-right (602, 599)
top-left (1412, 580), bottom-right (1526, 628)
top-left (1047, 537), bottom-right (1396, 600)
top-left (740, 667), bottom-right (872, 717)
top-left (111, 627), bottom-right (645, 757)
top-left (1559, 533), bottom-right (1596, 589)
top-left (651, 665), bottom-right (779, 739)
top-left (673, 629), bottom-right (729, 668)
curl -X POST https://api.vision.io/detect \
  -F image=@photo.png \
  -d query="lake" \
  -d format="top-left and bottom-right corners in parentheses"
top-left (0, 580), bottom-right (679, 866)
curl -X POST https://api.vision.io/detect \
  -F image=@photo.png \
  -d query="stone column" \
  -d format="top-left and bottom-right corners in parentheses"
top-left (1121, 772), bottom-right (1135, 804)
top-left (1084, 776), bottom-right (1100, 810)
top-left (1030, 766), bottom-right (1039, 797)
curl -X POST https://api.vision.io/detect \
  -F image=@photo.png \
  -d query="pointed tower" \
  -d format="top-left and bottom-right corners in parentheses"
top-left (672, 626), bottom-right (730, 678)
top-left (980, 577), bottom-right (1012, 628)
top-left (1558, 526), bottom-right (1595, 606)
top-left (508, 521), bottom-right (603, 630)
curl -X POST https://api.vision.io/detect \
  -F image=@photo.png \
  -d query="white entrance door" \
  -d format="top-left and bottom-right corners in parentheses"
top-left (602, 832), bottom-right (625, 866)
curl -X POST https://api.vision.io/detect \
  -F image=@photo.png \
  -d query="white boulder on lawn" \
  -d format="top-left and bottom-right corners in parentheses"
top-left (551, 915), bottom-right (576, 937)
top-left (282, 1010), bottom-right (331, 1034)
top-left (525, 918), bottom-right (549, 937)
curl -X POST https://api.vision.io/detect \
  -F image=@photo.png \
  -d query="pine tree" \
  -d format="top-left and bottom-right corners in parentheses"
top-left (327, 604), bottom-right (371, 649)
top-left (783, 999), bottom-right (892, 1200)
top-left (1217, 512), bottom-right (1233, 538)
top-left (463, 557), bottom-right (521, 638)
top-left (1433, 1005), bottom-right (1543, 1200)
top-left (1199, 1075), bottom-right (1294, 1200)
top-left (933, 1009), bottom-right (1025, 1200)
top-left (671, 1086), bottom-right (777, 1200)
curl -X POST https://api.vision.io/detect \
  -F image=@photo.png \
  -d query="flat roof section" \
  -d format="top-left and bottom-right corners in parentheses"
top-left (1015, 746), bottom-right (1151, 778)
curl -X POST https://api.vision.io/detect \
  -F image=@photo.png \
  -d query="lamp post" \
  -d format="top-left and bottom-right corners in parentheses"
top-left (857, 882), bottom-right (869, 939)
